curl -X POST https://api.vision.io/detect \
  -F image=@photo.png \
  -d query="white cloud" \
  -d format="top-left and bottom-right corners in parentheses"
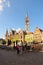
top-left (0, 0), bottom-right (11, 11)
top-left (12, 28), bottom-right (16, 31)
top-left (0, 0), bottom-right (3, 3)
top-left (0, 5), bottom-right (3, 11)
top-left (16, 28), bottom-right (22, 32)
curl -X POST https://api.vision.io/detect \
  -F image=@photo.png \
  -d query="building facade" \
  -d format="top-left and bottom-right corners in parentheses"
top-left (5, 14), bottom-right (43, 44)
top-left (33, 27), bottom-right (42, 43)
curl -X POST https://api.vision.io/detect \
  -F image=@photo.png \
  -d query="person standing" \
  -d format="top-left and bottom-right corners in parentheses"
top-left (16, 40), bottom-right (20, 54)
top-left (16, 44), bottom-right (20, 54)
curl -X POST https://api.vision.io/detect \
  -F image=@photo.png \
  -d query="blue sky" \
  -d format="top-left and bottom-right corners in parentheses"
top-left (0, 0), bottom-right (43, 38)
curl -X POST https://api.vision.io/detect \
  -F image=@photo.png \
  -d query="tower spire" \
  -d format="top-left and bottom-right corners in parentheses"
top-left (25, 13), bottom-right (29, 33)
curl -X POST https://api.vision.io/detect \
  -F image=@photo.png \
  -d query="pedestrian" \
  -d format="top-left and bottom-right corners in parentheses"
top-left (16, 44), bottom-right (20, 54)
top-left (25, 41), bottom-right (27, 50)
